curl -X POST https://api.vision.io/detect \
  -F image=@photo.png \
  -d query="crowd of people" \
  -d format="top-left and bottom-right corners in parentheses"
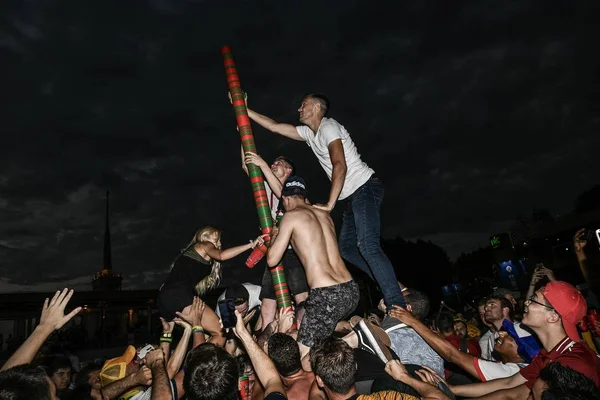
top-left (1, 94), bottom-right (599, 400)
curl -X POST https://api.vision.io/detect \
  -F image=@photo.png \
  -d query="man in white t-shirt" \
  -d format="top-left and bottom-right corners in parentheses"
top-left (241, 150), bottom-right (309, 329)
top-left (246, 93), bottom-right (406, 309)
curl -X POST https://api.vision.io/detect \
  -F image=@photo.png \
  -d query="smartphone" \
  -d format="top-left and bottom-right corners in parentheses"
top-left (218, 299), bottom-right (237, 329)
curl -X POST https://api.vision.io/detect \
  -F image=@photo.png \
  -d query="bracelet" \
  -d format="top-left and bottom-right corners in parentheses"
top-left (160, 338), bottom-right (172, 343)
top-left (249, 240), bottom-right (255, 249)
top-left (192, 326), bottom-right (205, 334)
top-left (161, 333), bottom-right (172, 338)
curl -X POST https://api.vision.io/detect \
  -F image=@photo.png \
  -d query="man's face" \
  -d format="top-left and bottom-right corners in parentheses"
top-left (478, 305), bottom-right (493, 329)
top-left (522, 290), bottom-right (555, 328)
top-left (271, 159), bottom-right (291, 180)
top-left (484, 299), bottom-right (507, 323)
top-left (50, 368), bottom-right (71, 391)
top-left (298, 98), bottom-right (317, 123)
top-left (453, 322), bottom-right (467, 338)
top-left (235, 301), bottom-right (249, 316)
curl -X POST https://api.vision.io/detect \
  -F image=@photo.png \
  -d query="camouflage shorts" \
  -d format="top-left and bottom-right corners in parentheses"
top-left (297, 280), bottom-right (359, 348)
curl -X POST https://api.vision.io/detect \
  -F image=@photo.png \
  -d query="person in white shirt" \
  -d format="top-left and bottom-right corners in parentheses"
top-left (246, 93), bottom-right (406, 309)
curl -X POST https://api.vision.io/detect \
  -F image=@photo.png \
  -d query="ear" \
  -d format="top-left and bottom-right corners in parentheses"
top-left (546, 312), bottom-right (561, 324)
top-left (406, 304), bottom-right (413, 313)
top-left (315, 375), bottom-right (324, 389)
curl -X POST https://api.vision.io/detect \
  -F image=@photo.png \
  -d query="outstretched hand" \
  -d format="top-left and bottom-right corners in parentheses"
top-left (251, 234), bottom-right (269, 249)
top-left (39, 289), bottom-right (82, 331)
top-left (388, 305), bottom-right (419, 327)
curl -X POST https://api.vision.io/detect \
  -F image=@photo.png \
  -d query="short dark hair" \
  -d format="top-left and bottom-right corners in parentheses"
top-left (435, 311), bottom-right (455, 334)
top-left (184, 343), bottom-right (238, 400)
top-left (73, 363), bottom-right (101, 388)
top-left (302, 93), bottom-right (330, 116)
top-left (44, 355), bottom-right (72, 376)
top-left (0, 364), bottom-right (53, 400)
top-left (486, 295), bottom-right (514, 320)
top-left (405, 289), bottom-right (430, 320)
top-left (268, 333), bottom-right (301, 377)
top-left (273, 156), bottom-right (296, 175)
top-left (310, 337), bottom-right (355, 394)
top-left (539, 362), bottom-right (600, 400)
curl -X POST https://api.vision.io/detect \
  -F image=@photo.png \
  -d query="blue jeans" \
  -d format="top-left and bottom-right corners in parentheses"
top-left (338, 176), bottom-right (406, 308)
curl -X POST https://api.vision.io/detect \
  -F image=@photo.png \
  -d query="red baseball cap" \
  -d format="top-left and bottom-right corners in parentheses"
top-left (541, 281), bottom-right (587, 342)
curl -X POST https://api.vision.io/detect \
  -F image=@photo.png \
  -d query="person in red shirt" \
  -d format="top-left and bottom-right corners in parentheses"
top-left (449, 281), bottom-right (600, 399)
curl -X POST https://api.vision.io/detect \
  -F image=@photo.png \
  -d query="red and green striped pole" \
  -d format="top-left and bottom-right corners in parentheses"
top-left (221, 46), bottom-right (293, 312)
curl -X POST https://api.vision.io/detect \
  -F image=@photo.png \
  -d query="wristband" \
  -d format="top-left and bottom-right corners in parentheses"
top-left (160, 338), bottom-right (172, 343)
top-left (192, 326), bottom-right (205, 334)
top-left (249, 240), bottom-right (255, 249)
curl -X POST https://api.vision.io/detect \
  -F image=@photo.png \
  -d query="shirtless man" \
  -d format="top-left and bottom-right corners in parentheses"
top-left (267, 175), bottom-right (359, 364)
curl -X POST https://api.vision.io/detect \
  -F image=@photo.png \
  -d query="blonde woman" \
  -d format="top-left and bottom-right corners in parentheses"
top-left (157, 226), bottom-right (265, 343)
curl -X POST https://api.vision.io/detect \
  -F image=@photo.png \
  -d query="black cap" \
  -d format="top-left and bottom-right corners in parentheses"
top-left (281, 175), bottom-right (308, 197)
top-left (225, 284), bottom-right (249, 304)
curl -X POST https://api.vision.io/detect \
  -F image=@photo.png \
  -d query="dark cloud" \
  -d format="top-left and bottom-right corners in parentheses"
top-left (0, 0), bottom-right (598, 292)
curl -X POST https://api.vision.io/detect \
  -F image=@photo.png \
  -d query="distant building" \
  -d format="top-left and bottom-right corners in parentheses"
top-left (509, 209), bottom-right (554, 246)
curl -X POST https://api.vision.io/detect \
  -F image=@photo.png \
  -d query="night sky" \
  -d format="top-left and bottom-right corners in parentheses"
top-left (1, 0), bottom-right (599, 293)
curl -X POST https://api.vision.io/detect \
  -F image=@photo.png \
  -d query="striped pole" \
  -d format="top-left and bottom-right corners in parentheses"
top-left (221, 46), bottom-right (293, 311)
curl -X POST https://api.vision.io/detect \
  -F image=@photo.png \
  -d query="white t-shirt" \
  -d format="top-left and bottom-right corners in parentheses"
top-left (473, 358), bottom-right (528, 382)
top-left (296, 118), bottom-right (374, 200)
top-left (479, 330), bottom-right (495, 361)
top-left (215, 283), bottom-right (262, 318)
top-left (265, 184), bottom-right (282, 222)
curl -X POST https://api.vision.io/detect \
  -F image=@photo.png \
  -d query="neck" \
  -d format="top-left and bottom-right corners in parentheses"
top-left (306, 116), bottom-right (323, 133)
top-left (325, 386), bottom-right (356, 400)
top-left (532, 328), bottom-right (568, 352)
top-left (281, 369), bottom-right (305, 385)
top-left (492, 318), bottom-right (507, 331)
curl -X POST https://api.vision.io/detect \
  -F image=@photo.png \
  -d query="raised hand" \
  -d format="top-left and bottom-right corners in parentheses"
top-left (175, 296), bottom-right (206, 326)
top-left (244, 152), bottom-right (267, 168)
top-left (277, 308), bottom-right (296, 334)
top-left (573, 228), bottom-right (588, 258)
top-left (159, 317), bottom-right (174, 335)
top-left (39, 288), bottom-right (82, 331)
top-left (145, 349), bottom-right (165, 369)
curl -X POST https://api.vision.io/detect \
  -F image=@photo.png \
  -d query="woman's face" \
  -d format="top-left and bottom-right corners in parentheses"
top-left (51, 367), bottom-right (72, 391)
top-left (211, 233), bottom-right (222, 249)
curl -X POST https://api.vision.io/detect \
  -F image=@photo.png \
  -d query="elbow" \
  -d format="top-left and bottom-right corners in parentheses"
top-left (334, 162), bottom-right (347, 176)
top-left (266, 253), bottom-right (279, 268)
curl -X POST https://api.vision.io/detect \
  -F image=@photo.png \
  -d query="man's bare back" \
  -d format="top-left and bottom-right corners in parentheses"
top-left (281, 204), bottom-right (351, 289)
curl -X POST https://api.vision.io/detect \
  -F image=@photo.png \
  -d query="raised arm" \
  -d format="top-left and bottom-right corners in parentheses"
top-left (2, 289), bottom-right (81, 371)
top-left (247, 108), bottom-right (303, 140)
top-left (267, 216), bottom-right (294, 267)
top-left (389, 306), bottom-right (478, 379)
top-left (244, 151), bottom-right (283, 197)
top-left (201, 235), bottom-right (265, 262)
top-left (234, 310), bottom-right (287, 397)
top-left (314, 139), bottom-right (347, 212)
